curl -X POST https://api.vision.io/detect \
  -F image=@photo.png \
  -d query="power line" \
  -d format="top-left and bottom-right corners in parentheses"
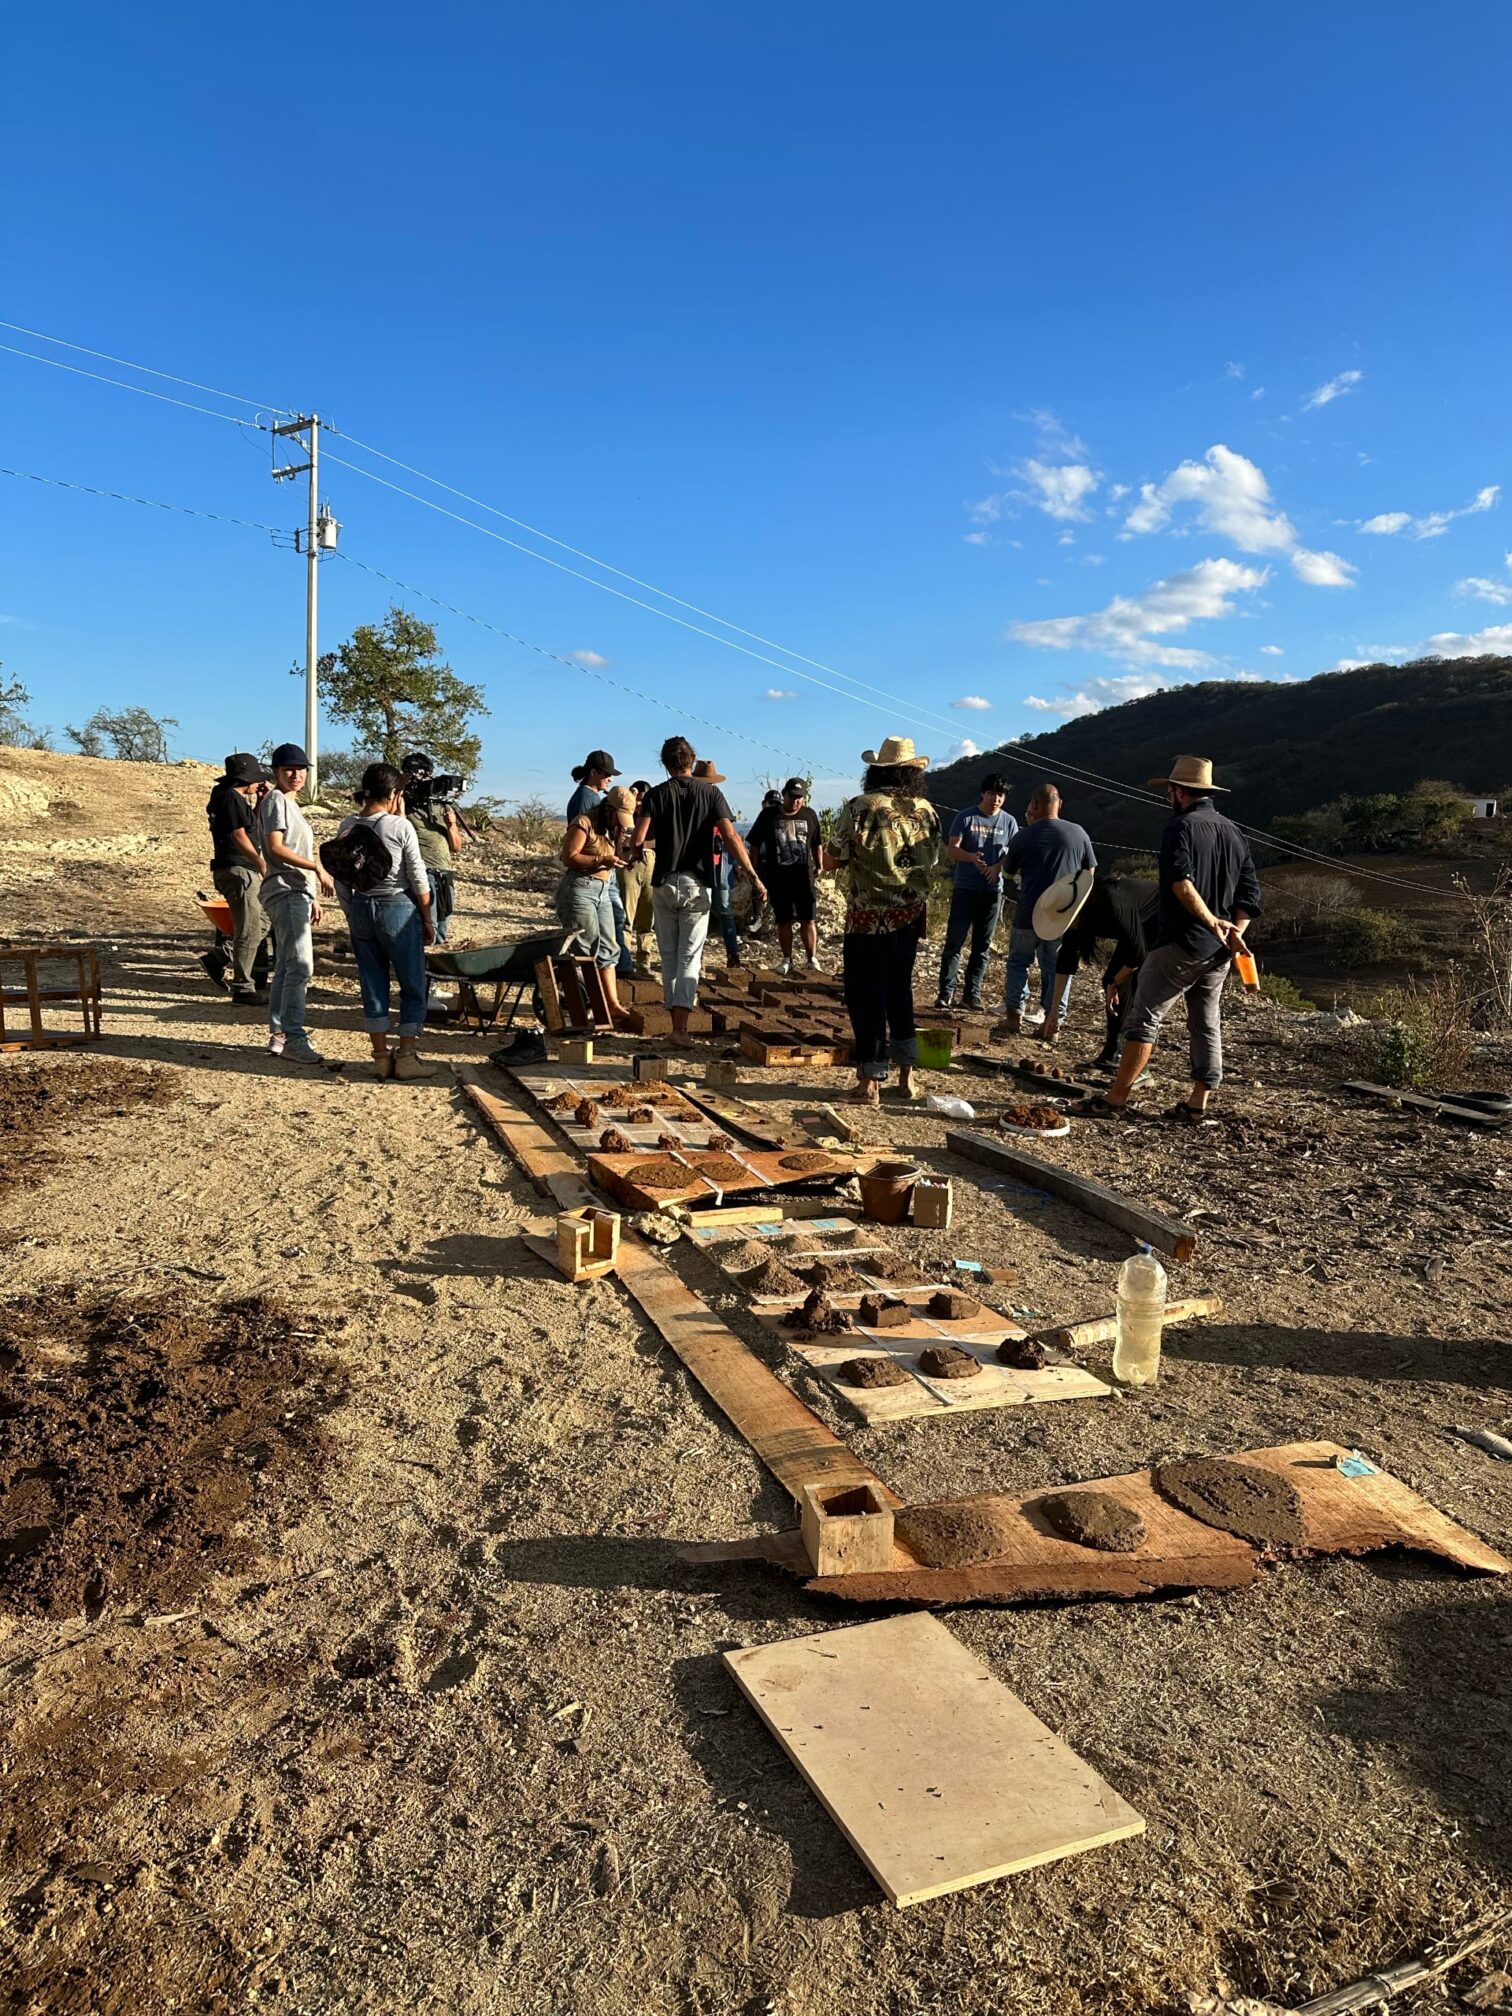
top-left (0, 318), bottom-right (292, 417)
top-left (0, 341), bottom-right (253, 427)
top-left (0, 465), bottom-right (289, 539)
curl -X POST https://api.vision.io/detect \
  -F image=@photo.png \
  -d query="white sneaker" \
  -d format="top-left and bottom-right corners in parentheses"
top-left (1024, 1007), bottom-right (1047, 1027)
top-left (779, 959), bottom-right (793, 977)
top-left (266, 1033), bottom-right (286, 1057)
top-left (807, 957), bottom-right (824, 974)
top-left (281, 1038), bottom-right (326, 1065)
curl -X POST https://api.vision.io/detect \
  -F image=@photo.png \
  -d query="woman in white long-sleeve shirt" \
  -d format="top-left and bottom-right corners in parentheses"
top-left (335, 762), bottom-right (437, 1080)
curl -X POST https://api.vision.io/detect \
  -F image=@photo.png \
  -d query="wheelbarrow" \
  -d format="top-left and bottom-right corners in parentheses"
top-left (426, 929), bottom-right (573, 1032)
top-left (195, 889), bottom-right (270, 993)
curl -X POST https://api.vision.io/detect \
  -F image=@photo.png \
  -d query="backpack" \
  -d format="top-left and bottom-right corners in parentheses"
top-left (319, 821), bottom-right (394, 894)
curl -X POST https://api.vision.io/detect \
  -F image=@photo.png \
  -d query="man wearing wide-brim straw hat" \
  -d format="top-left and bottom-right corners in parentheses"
top-left (1087, 755), bottom-right (1262, 1124)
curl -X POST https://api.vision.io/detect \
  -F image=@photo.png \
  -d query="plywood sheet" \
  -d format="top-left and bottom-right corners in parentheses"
top-left (512, 1070), bottom-right (719, 1151)
top-left (588, 1146), bottom-right (850, 1212)
top-left (724, 1614), bottom-right (1144, 1906)
top-left (752, 1291), bottom-right (1113, 1421)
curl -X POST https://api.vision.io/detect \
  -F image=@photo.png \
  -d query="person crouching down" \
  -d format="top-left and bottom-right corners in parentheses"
top-left (557, 790), bottom-right (629, 1020)
top-left (334, 763), bottom-right (438, 1081)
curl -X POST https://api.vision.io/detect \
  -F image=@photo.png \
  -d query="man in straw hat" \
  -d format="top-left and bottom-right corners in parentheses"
top-left (1088, 755), bottom-right (1261, 1123)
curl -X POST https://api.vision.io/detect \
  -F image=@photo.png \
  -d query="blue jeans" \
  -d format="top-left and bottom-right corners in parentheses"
top-left (709, 867), bottom-right (740, 963)
top-left (265, 889), bottom-right (314, 1043)
top-left (937, 884), bottom-right (1000, 1004)
top-left (556, 873), bottom-right (620, 968)
top-left (606, 875), bottom-right (635, 977)
top-left (346, 894), bottom-right (429, 1038)
top-left (651, 873), bottom-right (712, 1009)
top-left (1004, 924), bottom-right (1063, 1017)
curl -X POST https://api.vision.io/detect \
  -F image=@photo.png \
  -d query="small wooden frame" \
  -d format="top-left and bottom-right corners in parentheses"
top-left (800, 1482), bottom-right (895, 1576)
top-left (740, 1030), bottom-right (852, 1068)
top-left (559, 1037), bottom-right (595, 1065)
top-left (705, 1059), bottom-right (741, 1089)
top-left (534, 956), bottom-right (614, 1037)
top-left (633, 1053), bottom-right (669, 1082)
top-left (554, 1206), bottom-right (620, 1281)
top-left (911, 1177), bottom-right (953, 1229)
top-left (0, 942), bottom-right (102, 1051)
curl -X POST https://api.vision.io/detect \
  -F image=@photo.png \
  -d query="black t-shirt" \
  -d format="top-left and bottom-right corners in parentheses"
top-left (644, 775), bottom-right (733, 887)
top-left (207, 782), bottom-right (260, 872)
top-left (1056, 877), bottom-right (1159, 977)
top-left (1157, 800), bottom-right (1264, 956)
top-left (747, 804), bottom-right (821, 884)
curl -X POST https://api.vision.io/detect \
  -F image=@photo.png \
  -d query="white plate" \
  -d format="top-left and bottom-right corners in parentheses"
top-left (998, 1116), bottom-right (1071, 1138)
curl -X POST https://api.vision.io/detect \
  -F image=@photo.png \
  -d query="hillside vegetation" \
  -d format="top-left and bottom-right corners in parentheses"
top-left (926, 655), bottom-right (1512, 846)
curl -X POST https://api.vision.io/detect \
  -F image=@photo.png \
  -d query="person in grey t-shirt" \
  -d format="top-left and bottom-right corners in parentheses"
top-left (257, 742), bottom-right (335, 1065)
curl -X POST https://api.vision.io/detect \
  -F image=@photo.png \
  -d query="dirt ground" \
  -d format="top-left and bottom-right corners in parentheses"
top-left (1, 746), bottom-right (1509, 2016)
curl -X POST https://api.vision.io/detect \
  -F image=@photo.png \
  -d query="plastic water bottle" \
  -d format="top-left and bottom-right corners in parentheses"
top-left (1112, 1244), bottom-right (1167, 1385)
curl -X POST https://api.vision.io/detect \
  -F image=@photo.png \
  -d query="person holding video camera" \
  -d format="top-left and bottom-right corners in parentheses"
top-left (401, 751), bottom-right (465, 943)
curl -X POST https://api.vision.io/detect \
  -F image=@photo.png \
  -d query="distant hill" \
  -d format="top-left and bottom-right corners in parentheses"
top-left (925, 655), bottom-right (1512, 850)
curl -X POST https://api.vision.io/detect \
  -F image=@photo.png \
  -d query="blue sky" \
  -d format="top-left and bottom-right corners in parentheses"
top-left (3, 2), bottom-right (1510, 815)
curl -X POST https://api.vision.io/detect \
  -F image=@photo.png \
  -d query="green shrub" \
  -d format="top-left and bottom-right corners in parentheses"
top-left (1258, 973), bottom-right (1317, 1012)
top-left (1324, 906), bottom-right (1422, 966)
top-left (1367, 970), bottom-right (1476, 1089)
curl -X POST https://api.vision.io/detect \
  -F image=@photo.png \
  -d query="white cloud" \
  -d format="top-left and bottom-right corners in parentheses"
top-left (949, 737), bottom-right (982, 760)
top-left (1260, 643), bottom-right (1285, 656)
top-left (1057, 529), bottom-right (1076, 546)
top-left (1084, 553), bottom-right (1106, 566)
top-left (1018, 459), bottom-right (1100, 522)
top-left (1302, 368), bottom-right (1363, 411)
top-left (962, 530), bottom-right (990, 547)
top-left (966, 494), bottom-right (1002, 525)
top-left (1457, 574), bottom-right (1512, 606)
top-left (1425, 620), bottom-right (1512, 658)
top-left (762, 687), bottom-right (796, 701)
top-left (1358, 485), bottom-right (1499, 541)
top-left (1107, 483), bottom-right (1129, 502)
top-left (951, 695), bottom-right (992, 711)
top-left (1250, 386), bottom-right (1266, 402)
top-left (1008, 556), bottom-right (1268, 670)
top-left (1014, 407), bottom-right (1088, 460)
top-left (1292, 547), bottom-right (1357, 587)
top-left (1123, 443), bottom-right (1356, 586)
top-left (569, 648), bottom-right (610, 668)
top-left (1225, 360), bottom-right (1246, 380)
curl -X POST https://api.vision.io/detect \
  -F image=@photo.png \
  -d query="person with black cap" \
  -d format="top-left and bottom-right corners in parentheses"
top-left (745, 777), bottom-right (823, 974)
top-left (566, 750), bottom-right (633, 980)
top-left (204, 753), bottom-right (271, 1001)
top-left (257, 743), bottom-right (335, 1065)
top-left (400, 750), bottom-right (465, 944)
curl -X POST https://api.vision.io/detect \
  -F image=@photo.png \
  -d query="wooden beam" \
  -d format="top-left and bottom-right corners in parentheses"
top-left (612, 1230), bottom-right (897, 1507)
top-left (1341, 1080), bottom-right (1509, 1129)
top-left (946, 1128), bottom-right (1199, 1262)
top-left (454, 1063), bottom-right (581, 1197)
top-left (1039, 1294), bottom-right (1223, 1353)
top-left (533, 957), bottom-right (565, 1033)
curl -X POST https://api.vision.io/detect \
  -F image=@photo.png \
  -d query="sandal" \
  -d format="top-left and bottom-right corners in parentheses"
top-left (1082, 1093), bottom-right (1135, 1120)
top-left (1163, 1101), bottom-right (1212, 1126)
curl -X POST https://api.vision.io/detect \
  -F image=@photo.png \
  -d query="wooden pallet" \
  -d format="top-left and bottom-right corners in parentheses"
top-left (740, 1029), bottom-right (853, 1068)
top-left (588, 1145), bottom-right (851, 1211)
top-left (509, 1070), bottom-right (723, 1151)
top-left (0, 942), bottom-right (102, 1051)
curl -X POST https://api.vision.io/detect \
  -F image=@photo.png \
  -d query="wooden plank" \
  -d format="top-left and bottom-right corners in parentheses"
top-left (725, 1614), bottom-right (1144, 1906)
top-left (1341, 1080), bottom-right (1508, 1128)
top-left (956, 1050), bottom-right (1099, 1101)
top-left (1040, 1294), bottom-right (1224, 1353)
top-left (534, 957), bottom-right (565, 1033)
top-left (611, 1229), bottom-right (898, 1508)
top-left (678, 1085), bottom-right (795, 1150)
top-left (587, 1146), bottom-right (850, 1213)
top-left (946, 1128), bottom-right (1199, 1262)
top-left (454, 1064), bottom-right (582, 1197)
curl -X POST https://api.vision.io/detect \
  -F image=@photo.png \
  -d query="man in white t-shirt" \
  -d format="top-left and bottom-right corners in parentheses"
top-left (257, 742), bottom-right (335, 1065)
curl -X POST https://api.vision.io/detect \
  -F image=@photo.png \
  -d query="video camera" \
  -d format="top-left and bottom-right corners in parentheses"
top-left (401, 759), bottom-right (476, 839)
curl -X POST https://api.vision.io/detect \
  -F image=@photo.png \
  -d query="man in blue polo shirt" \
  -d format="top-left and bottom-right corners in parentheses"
top-left (934, 773), bottom-right (1016, 1011)
top-left (996, 781), bottom-right (1096, 1035)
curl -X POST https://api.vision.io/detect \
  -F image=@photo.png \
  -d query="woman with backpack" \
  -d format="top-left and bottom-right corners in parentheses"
top-left (327, 762), bottom-right (437, 1081)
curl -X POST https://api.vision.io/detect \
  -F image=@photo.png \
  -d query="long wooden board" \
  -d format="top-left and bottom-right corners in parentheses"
top-left (454, 1064), bottom-right (581, 1198)
top-left (947, 1128), bottom-right (1199, 1262)
top-left (956, 1050), bottom-right (1099, 1102)
top-left (611, 1229), bottom-right (899, 1509)
top-left (725, 1614), bottom-right (1145, 1906)
top-left (1341, 1079), bottom-right (1510, 1128)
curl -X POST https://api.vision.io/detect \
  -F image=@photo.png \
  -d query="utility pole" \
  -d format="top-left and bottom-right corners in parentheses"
top-left (272, 416), bottom-right (338, 802)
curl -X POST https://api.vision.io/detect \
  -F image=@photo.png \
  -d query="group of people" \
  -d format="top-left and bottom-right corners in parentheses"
top-left (927, 750), bottom-right (1262, 1119)
top-left (203, 743), bottom-right (465, 1078)
top-left (553, 745), bottom-right (825, 1043)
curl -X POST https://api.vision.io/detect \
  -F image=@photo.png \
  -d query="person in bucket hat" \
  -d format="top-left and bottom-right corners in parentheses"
top-left (1088, 756), bottom-right (1262, 1124)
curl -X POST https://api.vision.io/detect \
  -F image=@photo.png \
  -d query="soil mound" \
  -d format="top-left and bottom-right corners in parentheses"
top-left (927, 1290), bottom-right (981, 1321)
top-left (1039, 1489), bottom-right (1147, 1552)
top-left (1154, 1456), bottom-right (1305, 1549)
top-left (918, 1345), bottom-right (981, 1379)
top-left (0, 1293), bottom-right (344, 1618)
top-left (997, 1335), bottom-right (1049, 1370)
top-left (897, 1498), bottom-right (1014, 1568)
top-left (838, 1356), bottom-right (912, 1388)
top-left (0, 1059), bottom-right (180, 1199)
